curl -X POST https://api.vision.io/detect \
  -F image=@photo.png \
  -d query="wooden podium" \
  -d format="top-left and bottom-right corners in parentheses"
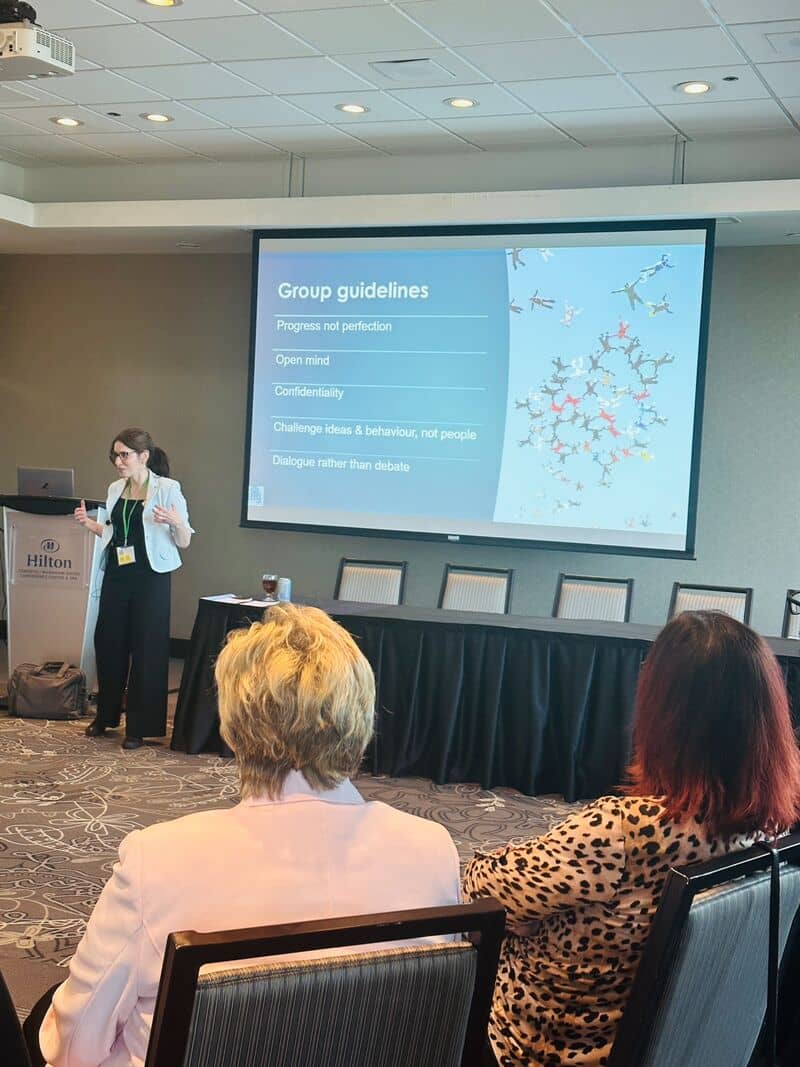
top-left (1, 495), bottom-right (105, 691)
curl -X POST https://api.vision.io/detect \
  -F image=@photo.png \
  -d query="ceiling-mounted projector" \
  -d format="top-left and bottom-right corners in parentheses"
top-left (0, 3), bottom-right (75, 81)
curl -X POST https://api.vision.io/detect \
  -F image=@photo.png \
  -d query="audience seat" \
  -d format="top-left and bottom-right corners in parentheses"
top-left (144, 901), bottom-right (504, 1067)
top-left (668, 582), bottom-right (752, 624)
top-left (334, 558), bottom-right (407, 605)
top-left (552, 573), bottom-right (633, 623)
top-left (438, 565), bottom-right (513, 615)
top-left (608, 833), bottom-right (800, 1067)
top-left (783, 589), bottom-right (800, 639)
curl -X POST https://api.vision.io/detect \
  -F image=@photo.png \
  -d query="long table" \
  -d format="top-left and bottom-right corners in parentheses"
top-left (171, 598), bottom-right (800, 801)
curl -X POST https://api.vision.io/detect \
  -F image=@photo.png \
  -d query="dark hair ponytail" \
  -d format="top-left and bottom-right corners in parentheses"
top-left (111, 428), bottom-right (170, 477)
top-left (148, 446), bottom-right (170, 477)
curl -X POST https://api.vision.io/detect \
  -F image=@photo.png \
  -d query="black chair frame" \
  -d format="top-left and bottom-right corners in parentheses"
top-left (668, 581), bottom-right (753, 624)
top-left (333, 558), bottom-right (408, 604)
top-left (782, 589), bottom-right (800, 638)
top-left (438, 564), bottom-right (514, 614)
top-left (145, 900), bottom-right (505, 1067)
top-left (552, 573), bottom-right (634, 622)
top-left (608, 832), bottom-right (800, 1067)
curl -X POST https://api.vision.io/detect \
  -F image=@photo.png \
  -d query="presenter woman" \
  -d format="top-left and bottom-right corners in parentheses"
top-left (74, 429), bottom-right (193, 750)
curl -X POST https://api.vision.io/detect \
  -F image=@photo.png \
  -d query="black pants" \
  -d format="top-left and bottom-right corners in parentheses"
top-left (94, 568), bottom-right (171, 738)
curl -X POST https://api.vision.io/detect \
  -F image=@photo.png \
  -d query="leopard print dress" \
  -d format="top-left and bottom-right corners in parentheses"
top-left (463, 795), bottom-right (756, 1067)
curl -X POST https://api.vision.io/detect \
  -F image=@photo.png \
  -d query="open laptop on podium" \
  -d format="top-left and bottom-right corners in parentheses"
top-left (17, 467), bottom-right (75, 498)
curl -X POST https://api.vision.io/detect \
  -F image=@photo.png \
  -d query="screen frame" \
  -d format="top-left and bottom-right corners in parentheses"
top-left (241, 218), bottom-right (715, 559)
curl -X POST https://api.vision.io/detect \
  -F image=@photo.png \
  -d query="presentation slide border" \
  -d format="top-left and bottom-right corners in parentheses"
top-left (241, 219), bottom-right (716, 560)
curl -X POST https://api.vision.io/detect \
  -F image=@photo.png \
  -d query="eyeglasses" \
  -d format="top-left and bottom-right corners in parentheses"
top-left (109, 449), bottom-right (138, 463)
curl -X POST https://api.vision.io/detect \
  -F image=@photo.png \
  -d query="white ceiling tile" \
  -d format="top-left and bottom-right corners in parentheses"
top-left (784, 96), bottom-right (800, 119)
top-left (387, 83), bottom-right (530, 119)
top-left (550, 0), bottom-right (713, 35)
top-left (758, 60), bottom-right (800, 96)
top-left (0, 143), bottom-right (39, 165)
top-left (98, 0), bottom-right (254, 19)
top-left (247, 0), bottom-right (386, 11)
top-left (0, 83), bottom-right (72, 108)
top-left (544, 106), bottom-right (676, 143)
top-left (279, 91), bottom-right (418, 123)
top-left (627, 66), bottom-right (770, 106)
top-left (187, 95), bottom-right (320, 126)
top-left (83, 100), bottom-right (226, 131)
top-left (336, 47), bottom-right (489, 88)
top-left (117, 63), bottom-right (265, 99)
top-left (589, 27), bottom-right (744, 73)
top-left (397, 0), bottom-right (569, 47)
top-left (710, 1), bottom-right (800, 22)
top-left (0, 105), bottom-right (131, 134)
top-left (66, 24), bottom-right (205, 67)
top-left (437, 113), bottom-right (572, 148)
top-left (335, 119), bottom-right (480, 153)
top-left (149, 128), bottom-right (284, 159)
top-left (221, 57), bottom-right (372, 94)
top-left (152, 16), bottom-right (315, 62)
top-left (247, 125), bottom-right (376, 154)
top-left (507, 75), bottom-right (641, 111)
top-left (45, 69), bottom-right (168, 105)
top-left (727, 21), bottom-right (800, 64)
top-left (460, 38), bottom-right (610, 81)
top-left (0, 112), bottom-right (56, 136)
top-left (37, 0), bottom-right (133, 29)
top-left (660, 98), bottom-right (794, 134)
top-left (75, 56), bottom-right (102, 71)
top-left (271, 6), bottom-right (437, 54)
top-left (71, 132), bottom-right (201, 160)
top-left (0, 133), bottom-right (119, 162)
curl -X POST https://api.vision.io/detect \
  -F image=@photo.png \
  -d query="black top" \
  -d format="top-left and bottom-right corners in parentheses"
top-left (105, 495), bottom-right (152, 578)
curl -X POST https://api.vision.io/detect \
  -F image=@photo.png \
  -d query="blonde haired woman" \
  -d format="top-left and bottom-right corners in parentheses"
top-left (39, 605), bottom-right (460, 1067)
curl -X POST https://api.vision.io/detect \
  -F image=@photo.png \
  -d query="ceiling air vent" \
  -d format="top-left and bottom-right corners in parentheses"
top-left (764, 30), bottom-right (800, 57)
top-left (369, 57), bottom-right (456, 81)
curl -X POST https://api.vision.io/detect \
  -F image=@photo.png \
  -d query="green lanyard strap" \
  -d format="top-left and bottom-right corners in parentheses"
top-left (121, 475), bottom-right (149, 546)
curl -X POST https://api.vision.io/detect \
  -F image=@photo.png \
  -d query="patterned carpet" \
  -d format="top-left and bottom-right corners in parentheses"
top-left (0, 709), bottom-right (576, 1017)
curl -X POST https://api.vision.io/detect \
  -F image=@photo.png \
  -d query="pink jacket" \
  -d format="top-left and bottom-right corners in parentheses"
top-left (41, 773), bottom-right (461, 1067)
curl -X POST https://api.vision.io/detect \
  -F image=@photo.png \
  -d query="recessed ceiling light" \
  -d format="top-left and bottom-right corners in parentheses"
top-left (51, 116), bottom-right (83, 128)
top-left (445, 97), bottom-right (478, 109)
top-left (142, 112), bottom-right (173, 123)
top-left (336, 103), bottom-right (369, 114)
top-left (675, 80), bottom-right (711, 96)
top-left (176, 241), bottom-right (201, 248)
top-left (142, 0), bottom-right (183, 7)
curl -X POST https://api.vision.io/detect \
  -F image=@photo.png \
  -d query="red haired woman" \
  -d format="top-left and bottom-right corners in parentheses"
top-left (465, 611), bottom-right (800, 1067)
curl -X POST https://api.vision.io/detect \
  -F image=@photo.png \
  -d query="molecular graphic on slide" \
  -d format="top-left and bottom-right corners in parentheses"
top-left (510, 249), bottom-right (677, 518)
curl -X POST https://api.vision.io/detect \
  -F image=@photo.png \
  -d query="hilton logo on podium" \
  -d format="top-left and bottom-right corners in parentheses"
top-left (27, 537), bottom-right (72, 570)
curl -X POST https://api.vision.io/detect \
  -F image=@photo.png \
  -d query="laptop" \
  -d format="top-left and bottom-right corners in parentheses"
top-left (17, 467), bottom-right (76, 498)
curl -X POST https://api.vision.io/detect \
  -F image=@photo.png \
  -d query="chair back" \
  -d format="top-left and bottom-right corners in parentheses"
top-left (668, 582), bottom-right (752, 623)
top-left (145, 901), bottom-right (505, 1067)
top-left (335, 559), bottom-right (407, 605)
top-left (553, 574), bottom-right (633, 622)
top-left (0, 969), bottom-right (32, 1067)
top-left (783, 589), bottom-right (800, 639)
top-left (439, 565), bottom-right (512, 614)
top-left (609, 834), bottom-right (800, 1067)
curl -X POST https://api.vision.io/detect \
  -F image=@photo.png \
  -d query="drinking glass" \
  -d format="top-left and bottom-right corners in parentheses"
top-left (262, 574), bottom-right (279, 599)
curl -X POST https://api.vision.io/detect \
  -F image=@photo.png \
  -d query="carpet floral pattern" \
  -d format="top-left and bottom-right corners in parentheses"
top-left (0, 713), bottom-right (576, 1013)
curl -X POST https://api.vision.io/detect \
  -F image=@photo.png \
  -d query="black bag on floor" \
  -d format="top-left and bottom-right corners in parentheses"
top-left (8, 662), bottom-right (87, 720)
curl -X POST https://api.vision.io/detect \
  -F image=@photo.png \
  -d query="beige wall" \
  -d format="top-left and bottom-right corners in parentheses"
top-left (1, 246), bottom-right (797, 637)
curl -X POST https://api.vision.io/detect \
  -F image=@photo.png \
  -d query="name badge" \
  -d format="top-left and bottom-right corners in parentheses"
top-left (116, 546), bottom-right (136, 566)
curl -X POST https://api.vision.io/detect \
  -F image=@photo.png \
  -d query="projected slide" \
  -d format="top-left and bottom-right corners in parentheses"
top-left (244, 224), bottom-right (712, 555)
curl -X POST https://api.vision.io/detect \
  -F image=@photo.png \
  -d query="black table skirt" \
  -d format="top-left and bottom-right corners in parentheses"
top-left (171, 599), bottom-right (800, 801)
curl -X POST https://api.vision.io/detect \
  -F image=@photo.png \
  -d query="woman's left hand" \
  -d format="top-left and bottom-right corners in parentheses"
top-left (153, 504), bottom-right (182, 528)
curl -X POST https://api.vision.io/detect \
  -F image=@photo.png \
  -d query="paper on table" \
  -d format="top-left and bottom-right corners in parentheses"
top-left (201, 593), bottom-right (276, 607)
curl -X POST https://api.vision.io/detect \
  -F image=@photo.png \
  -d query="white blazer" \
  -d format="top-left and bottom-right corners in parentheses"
top-left (100, 472), bottom-right (193, 574)
top-left (40, 773), bottom-right (461, 1067)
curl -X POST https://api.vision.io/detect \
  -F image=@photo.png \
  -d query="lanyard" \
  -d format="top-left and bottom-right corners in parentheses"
top-left (122, 475), bottom-right (148, 546)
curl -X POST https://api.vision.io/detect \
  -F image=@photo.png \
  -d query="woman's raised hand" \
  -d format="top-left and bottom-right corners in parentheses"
top-left (74, 499), bottom-right (90, 526)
